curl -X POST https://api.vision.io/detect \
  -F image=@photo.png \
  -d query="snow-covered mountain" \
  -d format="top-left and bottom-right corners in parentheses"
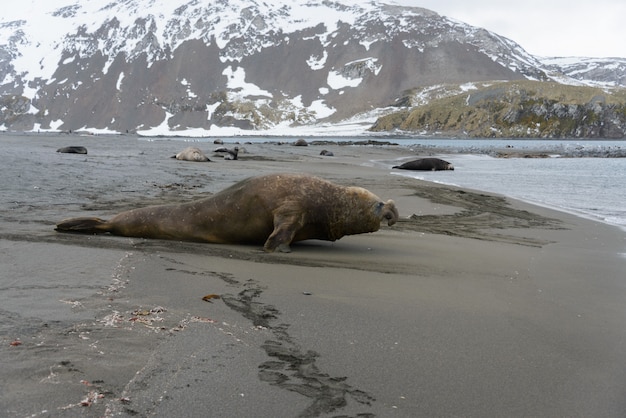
top-left (540, 56), bottom-right (626, 88)
top-left (0, 0), bottom-right (623, 135)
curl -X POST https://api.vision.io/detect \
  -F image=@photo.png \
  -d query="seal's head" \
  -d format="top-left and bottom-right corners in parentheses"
top-left (329, 187), bottom-right (398, 238)
top-left (376, 200), bottom-right (399, 226)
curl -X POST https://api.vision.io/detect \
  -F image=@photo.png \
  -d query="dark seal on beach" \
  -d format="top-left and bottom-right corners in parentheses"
top-left (57, 146), bottom-right (87, 154)
top-left (171, 147), bottom-right (210, 162)
top-left (55, 173), bottom-right (399, 253)
top-left (214, 146), bottom-right (239, 160)
top-left (393, 158), bottom-right (454, 171)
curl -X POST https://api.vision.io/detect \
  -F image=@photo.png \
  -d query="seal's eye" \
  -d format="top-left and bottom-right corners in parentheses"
top-left (374, 201), bottom-right (384, 213)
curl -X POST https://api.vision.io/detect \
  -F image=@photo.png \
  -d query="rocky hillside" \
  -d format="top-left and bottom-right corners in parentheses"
top-left (370, 80), bottom-right (626, 138)
top-left (0, 0), bottom-right (625, 136)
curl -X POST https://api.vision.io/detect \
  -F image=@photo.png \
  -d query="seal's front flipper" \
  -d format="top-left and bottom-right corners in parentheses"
top-left (274, 243), bottom-right (292, 253)
top-left (263, 227), bottom-right (295, 252)
top-left (55, 217), bottom-right (110, 234)
top-left (263, 211), bottom-right (303, 253)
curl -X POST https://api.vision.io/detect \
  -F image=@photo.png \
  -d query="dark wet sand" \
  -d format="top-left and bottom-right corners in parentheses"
top-left (1, 136), bottom-right (626, 417)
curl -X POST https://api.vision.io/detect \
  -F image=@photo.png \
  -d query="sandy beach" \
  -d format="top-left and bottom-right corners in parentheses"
top-left (1, 134), bottom-right (626, 417)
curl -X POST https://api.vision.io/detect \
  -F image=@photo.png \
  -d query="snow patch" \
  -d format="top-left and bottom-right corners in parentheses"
top-left (49, 119), bottom-right (64, 130)
top-left (116, 72), bottom-right (124, 90)
top-left (290, 95), bottom-right (304, 108)
top-left (223, 66), bottom-right (272, 98)
top-left (181, 78), bottom-right (197, 98)
top-left (459, 82), bottom-right (479, 92)
top-left (137, 111), bottom-right (174, 136)
top-left (327, 71), bottom-right (362, 89)
top-left (206, 102), bottom-right (220, 120)
top-left (308, 99), bottom-right (335, 118)
top-left (307, 50), bottom-right (328, 70)
top-left (327, 57), bottom-right (381, 89)
top-left (360, 38), bottom-right (378, 51)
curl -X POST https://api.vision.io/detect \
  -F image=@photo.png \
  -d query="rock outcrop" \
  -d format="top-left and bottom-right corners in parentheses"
top-left (370, 81), bottom-right (626, 138)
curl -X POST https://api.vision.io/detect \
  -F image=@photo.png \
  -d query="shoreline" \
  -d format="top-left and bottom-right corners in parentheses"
top-left (1, 136), bottom-right (626, 417)
top-left (391, 170), bottom-right (626, 234)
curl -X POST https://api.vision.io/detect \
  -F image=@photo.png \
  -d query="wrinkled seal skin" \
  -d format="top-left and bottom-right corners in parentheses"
top-left (55, 173), bottom-right (399, 253)
top-left (171, 146), bottom-right (210, 162)
top-left (393, 157), bottom-right (454, 171)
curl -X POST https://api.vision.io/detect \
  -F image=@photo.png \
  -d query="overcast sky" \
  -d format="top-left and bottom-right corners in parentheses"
top-left (389, 0), bottom-right (625, 58)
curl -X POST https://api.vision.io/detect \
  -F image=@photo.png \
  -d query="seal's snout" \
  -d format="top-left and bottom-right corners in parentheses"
top-left (382, 200), bottom-right (398, 226)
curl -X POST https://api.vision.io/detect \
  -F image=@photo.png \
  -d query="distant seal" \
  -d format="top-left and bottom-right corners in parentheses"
top-left (214, 146), bottom-right (239, 160)
top-left (224, 147), bottom-right (239, 160)
top-left (57, 146), bottom-right (87, 154)
top-left (320, 150), bottom-right (334, 156)
top-left (171, 147), bottom-right (210, 162)
top-left (55, 173), bottom-right (399, 253)
top-left (393, 158), bottom-right (454, 171)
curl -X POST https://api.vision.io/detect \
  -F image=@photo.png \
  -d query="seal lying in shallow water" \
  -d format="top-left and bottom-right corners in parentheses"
top-left (171, 147), bottom-right (210, 162)
top-left (57, 146), bottom-right (87, 154)
top-left (55, 173), bottom-right (399, 252)
top-left (393, 157), bottom-right (454, 171)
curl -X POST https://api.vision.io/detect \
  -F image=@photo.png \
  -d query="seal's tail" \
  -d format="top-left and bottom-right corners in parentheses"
top-left (55, 217), bottom-right (110, 234)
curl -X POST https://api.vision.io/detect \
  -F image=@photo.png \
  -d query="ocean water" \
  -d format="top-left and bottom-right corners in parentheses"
top-left (388, 139), bottom-right (626, 230)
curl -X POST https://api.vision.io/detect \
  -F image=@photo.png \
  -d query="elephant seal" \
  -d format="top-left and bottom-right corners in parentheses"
top-left (55, 173), bottom-right (398, 253)
top-left (214, 146), bottom-right (239, 160)
top-left (393, 157), bottom-right (454, 171)
top-left (171, 147), bottom-right (210, 162)
top-left (57, 146), bottom-right (87, 154)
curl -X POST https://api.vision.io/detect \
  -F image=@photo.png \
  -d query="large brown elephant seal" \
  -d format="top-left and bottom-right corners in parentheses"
top-left (55, 173), bottom-right (399, 253)
top-left (171, 147), bottom-right (210, 162)
top-left (393, 157), bottom-right (454, 171)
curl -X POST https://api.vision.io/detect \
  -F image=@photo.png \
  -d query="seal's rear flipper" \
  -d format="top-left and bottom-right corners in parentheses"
top-left (55, 217), bottom-right (109, 234)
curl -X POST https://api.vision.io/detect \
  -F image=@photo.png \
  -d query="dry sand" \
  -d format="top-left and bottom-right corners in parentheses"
top-left (1, 138), bottom-right (626, 417)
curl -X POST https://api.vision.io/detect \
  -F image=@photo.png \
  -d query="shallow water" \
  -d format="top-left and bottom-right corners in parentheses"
top-left (390, 153), bottom-right (626, 228)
